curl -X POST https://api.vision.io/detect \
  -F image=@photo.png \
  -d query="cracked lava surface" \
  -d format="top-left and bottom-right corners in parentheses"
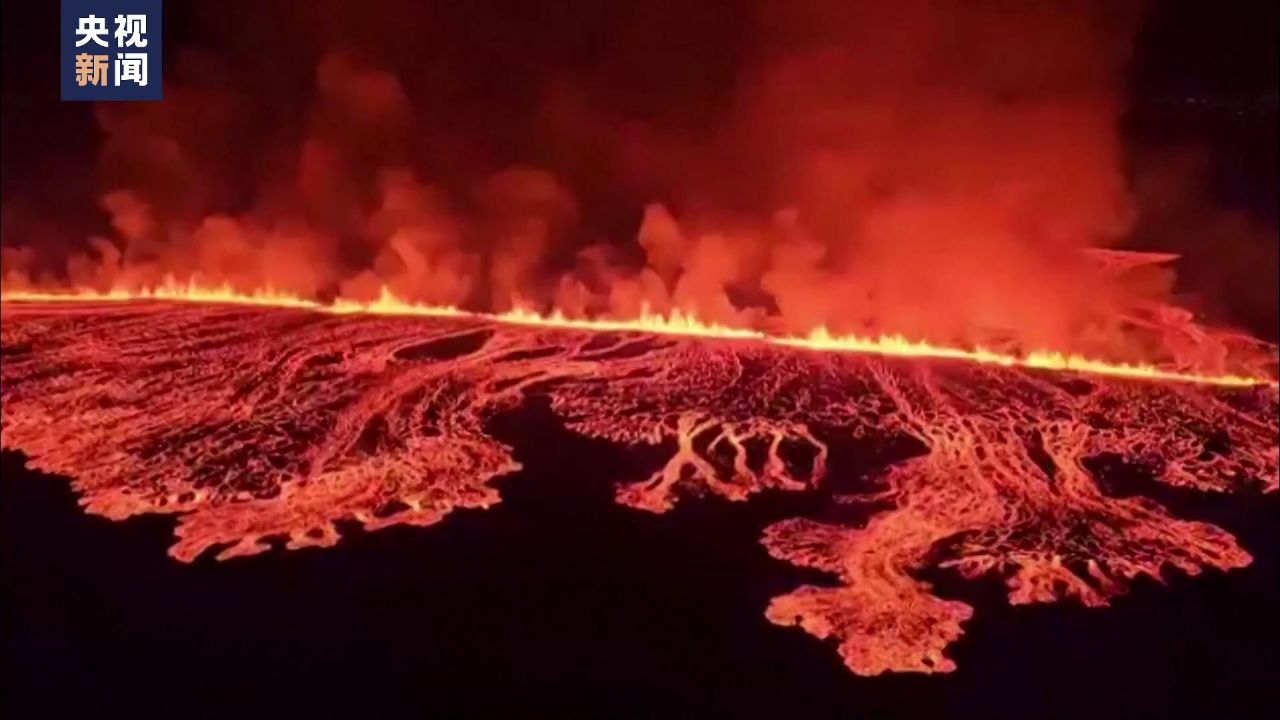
top-left (2, 299), bottom-right (1276, 676)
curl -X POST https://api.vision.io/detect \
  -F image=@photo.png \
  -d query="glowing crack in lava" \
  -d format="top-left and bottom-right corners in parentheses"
top-left (1, 298), bottom-right (1277, 676)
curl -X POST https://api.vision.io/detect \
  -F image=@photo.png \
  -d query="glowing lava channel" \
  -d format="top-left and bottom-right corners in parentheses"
top-left (1, 280), bottom-right (1271, 387)
top-left (1, 296), bottom-right (1276, 676)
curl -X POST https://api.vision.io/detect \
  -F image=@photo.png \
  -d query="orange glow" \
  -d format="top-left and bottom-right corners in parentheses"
top-left (5, 0), bottom-right (1276, 684)
top-left (1, 280), bottom-right (1271, 388)
top-left (2, 292), bottom-right (1275, 676)
top-left (0, 278), bottom-right (320, 309)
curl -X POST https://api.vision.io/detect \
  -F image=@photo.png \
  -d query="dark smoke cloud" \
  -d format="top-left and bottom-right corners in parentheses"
top-left (1, 0), bottom-right (1274, 368)
top-left (1129, 148), bottom-right (1279, 341)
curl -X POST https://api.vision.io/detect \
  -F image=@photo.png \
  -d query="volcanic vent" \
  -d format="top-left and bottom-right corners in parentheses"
top-left (2, 296), bottom-right (1275, 676)
top-left (2, 0), bottom-right (1278, 680)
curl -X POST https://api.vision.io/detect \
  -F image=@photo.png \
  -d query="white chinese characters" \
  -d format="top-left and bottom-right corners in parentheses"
top-left (74, 15), bottom-right (109, 47)
top-left (115, 53), bottom-right (148, 87)
top-left (114, 14), bottom-right (148, 47)
top-left (72, 13), bottom-right (151, 89)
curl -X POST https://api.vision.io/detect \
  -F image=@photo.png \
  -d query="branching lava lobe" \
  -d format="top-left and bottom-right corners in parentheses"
top-left (1, 301), bottom-right (1276, 675)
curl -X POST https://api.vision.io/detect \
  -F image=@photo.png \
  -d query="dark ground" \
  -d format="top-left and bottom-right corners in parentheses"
top-left (2, 397), bottom-right (1277, 719)
top-left (2, 1), bottom-right (1277, 717)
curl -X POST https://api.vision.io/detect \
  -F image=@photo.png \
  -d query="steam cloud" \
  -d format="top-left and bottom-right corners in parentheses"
top-left (1, 0), bottom-right (1274, 368)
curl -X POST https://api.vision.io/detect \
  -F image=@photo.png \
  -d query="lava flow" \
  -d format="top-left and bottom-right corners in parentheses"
top-left (2, 295), bottom-right (1276, 676)
top-left (3, 282), bottom-right (1273, 387)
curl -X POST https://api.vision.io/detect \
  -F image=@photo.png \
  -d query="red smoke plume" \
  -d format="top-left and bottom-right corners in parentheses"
top-left (1, 0), bottom-right (1274, 372)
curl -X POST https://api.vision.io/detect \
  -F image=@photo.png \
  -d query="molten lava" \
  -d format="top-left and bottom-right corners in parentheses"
top-left (1, 293), bottom-right (1276, 676)
top-left (2, 281), bottom-right (1272, 387)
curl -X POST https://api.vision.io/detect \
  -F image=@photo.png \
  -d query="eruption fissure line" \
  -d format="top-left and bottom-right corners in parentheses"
top-left (1, 282), bottom-right (1271, 388)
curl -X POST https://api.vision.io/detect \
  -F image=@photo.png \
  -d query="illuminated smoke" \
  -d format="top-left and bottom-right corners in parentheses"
top-left (0, 0), bottom-right (1274, 371)
top-left (2, 0), bottom-right (1275, 682)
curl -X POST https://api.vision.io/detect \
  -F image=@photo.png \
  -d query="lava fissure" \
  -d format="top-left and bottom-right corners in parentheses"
top-left (3, 284), bottom-right (1272, 388)
top-left (0, 300), bottom-right (1276, 676)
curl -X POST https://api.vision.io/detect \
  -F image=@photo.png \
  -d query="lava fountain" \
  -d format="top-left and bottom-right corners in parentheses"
top-left (2, 291), bottom-right (1275, 676)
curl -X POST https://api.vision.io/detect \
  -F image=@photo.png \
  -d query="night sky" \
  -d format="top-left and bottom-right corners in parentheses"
top-left (3, 1), bottom-right (1275, 222)
top-left (2, 2), bottom-right (1276, 338)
